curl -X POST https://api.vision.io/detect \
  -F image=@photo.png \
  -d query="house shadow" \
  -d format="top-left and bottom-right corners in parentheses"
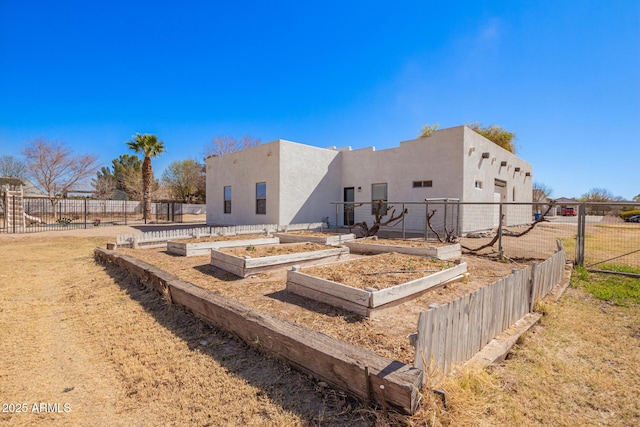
top-left (99, 261), bottom-right (374, 426)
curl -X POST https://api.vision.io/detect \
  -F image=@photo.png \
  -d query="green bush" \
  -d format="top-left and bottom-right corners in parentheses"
top-left (619, 210), bottom-right (640, 221)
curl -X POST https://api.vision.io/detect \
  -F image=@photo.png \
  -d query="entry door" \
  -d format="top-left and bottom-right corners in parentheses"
top-left (493, 179), bottom-right (507, 227)
top-left (343, 187), bottom-right (355, 226)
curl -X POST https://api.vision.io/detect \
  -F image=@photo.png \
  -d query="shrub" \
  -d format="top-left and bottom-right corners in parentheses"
top-left (620, 210), bottom-right (640, 221)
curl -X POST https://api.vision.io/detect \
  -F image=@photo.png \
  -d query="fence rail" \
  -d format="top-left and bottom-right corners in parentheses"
top-left (0, 193), bottom-right (206, 233)
top-left (414, 245), bottom-right (567, 375)
top-left (115, 222), bottom-right (327, 248)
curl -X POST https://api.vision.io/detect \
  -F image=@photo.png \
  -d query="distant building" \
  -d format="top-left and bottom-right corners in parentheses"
top-left (205, 125), bottom-right (534, 233)
top-left (555, 197), bottom-right (580, 216)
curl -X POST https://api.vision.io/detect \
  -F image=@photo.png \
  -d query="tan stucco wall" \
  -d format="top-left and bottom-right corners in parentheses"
top-left (205, 126), bottom-right (534, 233)
top-left (206, 141), bottom-right (281, 225)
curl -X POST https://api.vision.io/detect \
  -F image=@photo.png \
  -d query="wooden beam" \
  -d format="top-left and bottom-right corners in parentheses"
top-left (94, 248), bottom-right (423, 414)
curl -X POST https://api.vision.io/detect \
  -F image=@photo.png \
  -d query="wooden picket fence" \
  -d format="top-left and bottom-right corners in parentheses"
top-left (115, 222), bottom-right (326, 248)
top-left (414, 242), bottom-right (567, 375)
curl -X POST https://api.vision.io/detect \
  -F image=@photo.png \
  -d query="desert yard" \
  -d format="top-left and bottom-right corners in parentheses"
top-left (1, 224), bottom-right (638, 426)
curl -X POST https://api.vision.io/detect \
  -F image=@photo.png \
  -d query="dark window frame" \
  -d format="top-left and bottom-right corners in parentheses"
top-left (223, 186), bottom-right (231, 214)
top-left (371, 182), bottom-right (388, 215)
top-left (412, 180), bottom-right (433, 188)
top-left (256, 182), bottom-right (266, 215)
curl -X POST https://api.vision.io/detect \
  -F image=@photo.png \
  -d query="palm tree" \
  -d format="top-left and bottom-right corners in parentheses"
top-left (126, 133), bottom-right (165, 222)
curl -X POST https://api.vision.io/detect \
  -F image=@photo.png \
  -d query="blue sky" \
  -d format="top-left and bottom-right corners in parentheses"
top-left (1, 0), bottom-right (638, 200)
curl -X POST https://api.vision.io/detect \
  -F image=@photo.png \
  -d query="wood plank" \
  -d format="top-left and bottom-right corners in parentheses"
top-left (433, 304), bottom-right (448, 373)
top-left (364, 275), bottom-right (465, 318)
top-left (245, 247), bottom-right (349, 268)
top-left (468, 290), bottom-right (483, 360)
top-left (443, 302), bottom-right (456, 374)
top-left (345, 241), bottom-right (461, 260)
top-left (413, 308), bottom-right (435, 374)
top-left (168, 238), bottom-right (279, 257)
top-left (286, 282), bottom-right (369, 317)
top-left (480, 286), bottom-right (492, 349)
top-left (287, 270), bottom-right (371, 306)
top-left (371, 263), bottom-right (467, 307)
top-left (274, 233), bottom-right (356, 246)
top-left (530, 262), bottom-right (540, 311)
top-left (95, 248), bottom-right (423, 415)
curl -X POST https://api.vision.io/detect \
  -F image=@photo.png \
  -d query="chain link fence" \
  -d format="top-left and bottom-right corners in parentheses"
top-left (333, 200), bottom-right (640, 268)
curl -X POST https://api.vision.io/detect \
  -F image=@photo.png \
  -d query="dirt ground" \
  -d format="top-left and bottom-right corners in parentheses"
top-left (1, 223), bottom-right (638, 426)
top-left (0, 227), bottom-right (379, 426)
top-left (118, 239), bottom-right (516, 366)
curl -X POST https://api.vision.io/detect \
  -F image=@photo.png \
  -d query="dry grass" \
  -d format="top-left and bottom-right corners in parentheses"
top-left (303, 253), bottom-right (452, 290)
top-left (2, 223), bottom-right (639, 426)
top-left (434, 287), bottom-right (640, 426)
top-left (118, 246), bottom-right (513, 366)
top-left (0, 233), bottom-right (375, 426)
top-left (583, 223), bottom-right (640, 268)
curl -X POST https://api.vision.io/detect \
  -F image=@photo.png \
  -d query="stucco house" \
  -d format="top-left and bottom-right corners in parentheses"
top-left (205, 125), bottom-right (533, 234)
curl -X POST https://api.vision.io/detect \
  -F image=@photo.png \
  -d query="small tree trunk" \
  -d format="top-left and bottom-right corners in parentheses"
top-left (142, 156), bottom-right (153, 222)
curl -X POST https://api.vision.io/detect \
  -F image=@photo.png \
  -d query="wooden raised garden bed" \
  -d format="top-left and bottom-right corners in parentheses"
top-left (167, 237), bottom-right (279, 256)
top-left (287, 255), bottom-right (468, 318)
top-left (346, 239), bottom-right (461, 260)
top-left (211, 243), bottom-right (350, 278)
top-left (273, 232), bottom-right (356, 246)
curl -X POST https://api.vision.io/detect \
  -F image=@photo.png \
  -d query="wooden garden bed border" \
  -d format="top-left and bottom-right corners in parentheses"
top-left (210, 245), bottom-right (350, 277)
top-left (94, 247), bottom-right (423, 415)
top-left (345, 241), bottom-right (462, 260)
top-left (167, 237), bottom-right (280, 256)
top-left (287, 261), bottom-right (468, 318)
top-left (273, 232), bottom-right (357, 246)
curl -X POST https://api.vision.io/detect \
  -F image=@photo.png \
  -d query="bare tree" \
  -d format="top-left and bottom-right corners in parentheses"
top-left (22, 138), bottom-right (98, 205)
top-left (533, 181), bottom-right (554, 214)
top-left (162, 159), bottom-right (205, 203)
top-left (203, 135), bottom-right (261, 158)
top-left (532, 182), bottom-right (553, 202)
top-left (0, 155), bottom-right (27, 180)
top-left (351, 201), bottom-right (408, 237)
top-left (92, 174), bottom-right (117, 200)
top-left (461, 202), bottom-right (557, 255)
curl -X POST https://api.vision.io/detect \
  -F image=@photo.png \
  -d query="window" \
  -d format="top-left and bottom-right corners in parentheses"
top-left (371, 183), bottom-right (387, 215)
top-left (475, 180), bottom-right (483, 189)
top-left (256, 182), bottom-right (266, 215)
top-left (413, 180), bottom-right (433, 188)
top-left (223, 186), bottom-right (231, 214)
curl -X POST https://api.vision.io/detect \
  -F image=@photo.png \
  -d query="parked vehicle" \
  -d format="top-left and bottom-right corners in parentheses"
top-left (561, 207), bottom-right (576, 216)
top-left (627, 215), bottom-right (640, 223)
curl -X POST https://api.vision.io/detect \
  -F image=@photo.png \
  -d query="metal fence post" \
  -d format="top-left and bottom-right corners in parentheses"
top-left (456, 200), bottom-right (461, 237)
top-left (443, 199), bottom-right (448, 236)
top-left (498, 202), bottom-right (504, 259)
top-left (402, 203), bottom-right (406, 239)
top-left (12, 194), bottom-right (16, 234)
top-left (576, 203), bottom-right (586, 266)
top-left (424, 201), bottom-right (429, 241)
top-left (84, 198), bottom-right (87, 229)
